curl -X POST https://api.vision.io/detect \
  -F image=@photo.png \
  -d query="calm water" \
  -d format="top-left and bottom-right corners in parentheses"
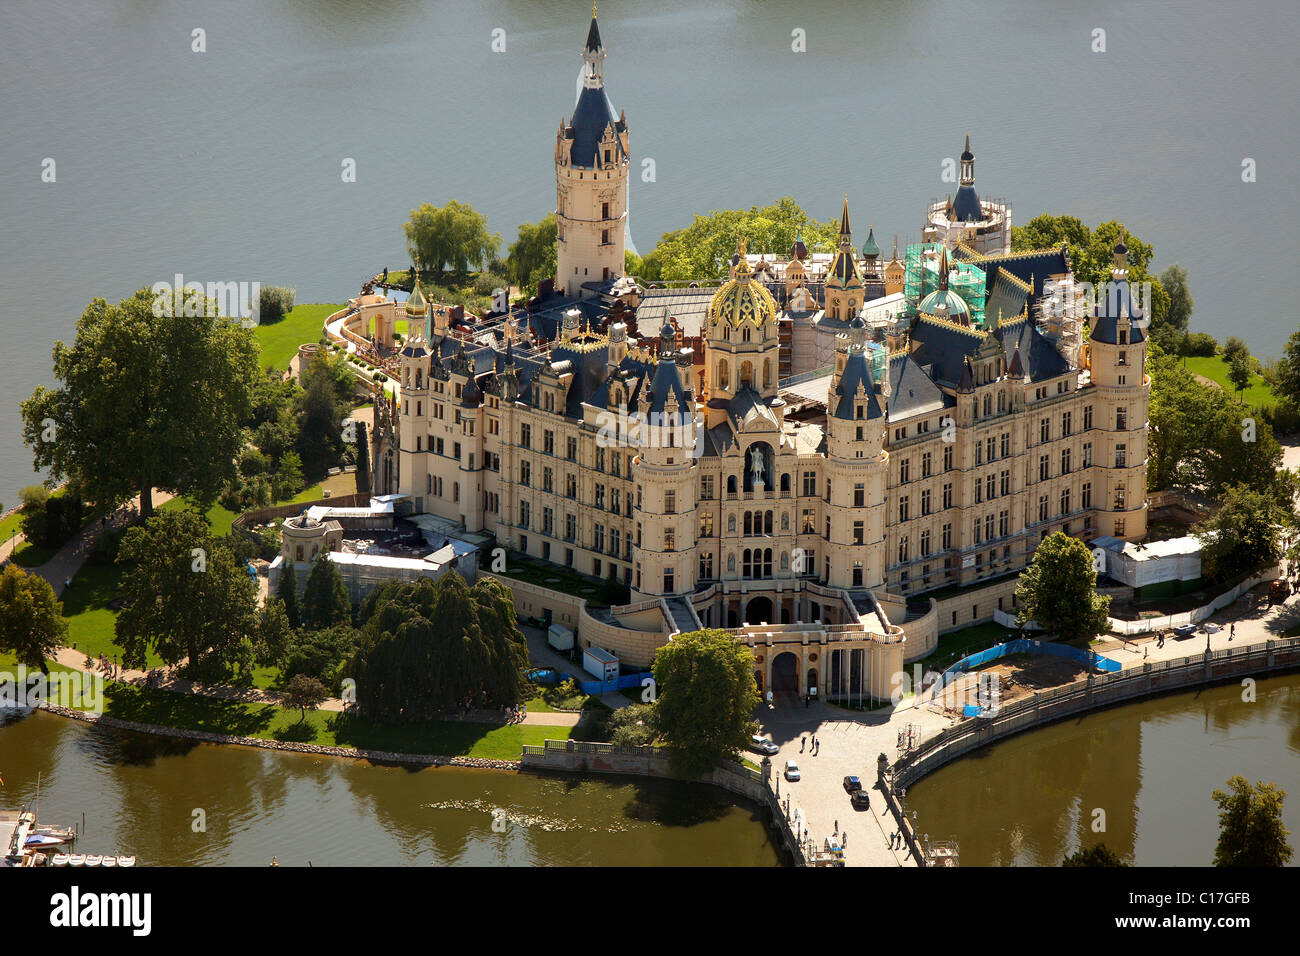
top-left (0, 710), bottom-right (781, 866)
top-left (1, 0), bottom-right (1298, 506)
top-left (907, 672), bottom-right (1300, 866)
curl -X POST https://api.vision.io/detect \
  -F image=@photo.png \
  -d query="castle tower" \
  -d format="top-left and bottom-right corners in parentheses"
top-left (825, 198), bottom-right (865, 321)
top-left (630, 321), bottom-right (699, 600)
top-left (1088, 240), bottom-right (1149, 540)
top-left (555, 7), bottom-right (630, 297)
top-left (702, 239), bottom-right (782, 428)
top-left (823, 315), bottom-right (887, 590)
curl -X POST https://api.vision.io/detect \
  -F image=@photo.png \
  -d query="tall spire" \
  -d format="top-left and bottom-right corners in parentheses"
top-left (938, 247), bottom-right (951, 291)
top-left (839, 195), bottom-right (852, 242)
top-left (582, 3), bottom-right (605, 87)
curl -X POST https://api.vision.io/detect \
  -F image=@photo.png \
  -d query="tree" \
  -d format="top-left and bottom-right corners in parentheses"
top-left (1014, 532), bottom-right (1111, 643)
top-left (606, 702), bottom-right (657, 747)
top-left (1211, 776), bottom-right (1293, 867)
top-left (281, 623), bottom-right (357, 689)
top-left (1222, 335), bottom-right (1249, 367)
top-left (301, 553), bottom-right (351, 631)
top-left (354, 420), bottom-right (371, 494)
top-left (256, 596), bottom-right (293, 667)
top-left (349, 573), bottom-right (529, 723)
top-left (1011, 215), bottom-right (1169, 329)
top-left (1227, 350), bottom-right (1254, 394)
top-left (1158, 263), bottom-right (1193, 352)
top-left (403, 200), bottom-right (501, 275)
top-left (19, 488), bottom-right (85, 550)
top-left (296, 355), bottom-right (352, 480)
top-left (505, 214), bottom-right (557, 295)
top-left (21, 288), bottom-right (259, 517)
top-left (1195, 484), bottom-right (1291, 584)
top-left (0, 564), bottom-right (68, 675)
top-left (639, 198), bottom-right (839, 282)
top-left (282, 674), bottom-right (328, 723)
top-left (650, 628), bottom-right (759, 776)
top-left (115, 509), bottom-right (259, 680)
top-left (1273, 328), bottom-right (1300, 408)
top-left (1147, 346), bottom-right (1288, 501)
top-left (276, 561), bottom-right (301, 629)
top-left (1062, 843), bottom-right (1129, 867)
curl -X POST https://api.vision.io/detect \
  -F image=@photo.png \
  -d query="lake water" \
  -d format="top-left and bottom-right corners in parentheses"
top-left (0, 709), bottom-right (781, 866)
top-left (906, 672), bottom-right (1300, 866)
top-left (0, 0), bottom-right (1297, 507)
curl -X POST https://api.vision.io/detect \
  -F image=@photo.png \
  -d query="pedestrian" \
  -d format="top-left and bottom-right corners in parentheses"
top-left (834, 819), bottom-right (839, 834)
top-left (800, 736), bottom-right (806, 753)
top-left (842, 833), bottom-right (847, 849)
top-left (1230, 623), bottom-right (1235, 641)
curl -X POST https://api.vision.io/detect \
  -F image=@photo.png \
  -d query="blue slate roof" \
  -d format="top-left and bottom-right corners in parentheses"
top-left (952, 184), bottom-right (982, 222)
top-left (832, 350), bottom-right (884, 421)
top-left (887, 353), bottom-right (951, 421)
top-left (568, 86), bottom-right (623, 168)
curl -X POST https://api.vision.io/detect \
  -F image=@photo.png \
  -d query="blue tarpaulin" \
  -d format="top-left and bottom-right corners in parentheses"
top-left (935, 638), bottom-right (1121, 695)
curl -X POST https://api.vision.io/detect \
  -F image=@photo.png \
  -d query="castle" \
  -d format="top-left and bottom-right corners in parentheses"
top-left (367, 9), bottom-right (1150, 699)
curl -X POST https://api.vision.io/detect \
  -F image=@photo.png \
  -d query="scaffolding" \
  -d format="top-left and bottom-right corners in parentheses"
top-left (903, 243), bottom-right (987, 328)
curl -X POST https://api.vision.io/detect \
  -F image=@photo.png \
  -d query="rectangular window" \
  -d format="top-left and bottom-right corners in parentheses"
top-left (898, 495), bottom-right (909, 522)
top-left (1083, 405), bottom-right (1093, 430)
top-left (1082, 482), bottom-right (1092, 509)
top-left (853, 521), bottom-right (864, 545)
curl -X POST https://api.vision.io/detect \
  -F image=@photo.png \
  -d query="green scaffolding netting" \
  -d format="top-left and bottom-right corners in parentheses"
top-left (903, 242), bottom-right (987, 328)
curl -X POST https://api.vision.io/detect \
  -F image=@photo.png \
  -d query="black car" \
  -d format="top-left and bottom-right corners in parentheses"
top-left (851, 790), bottom-right (870, 809)
top-left (842, 775), bottom-right (862, 793)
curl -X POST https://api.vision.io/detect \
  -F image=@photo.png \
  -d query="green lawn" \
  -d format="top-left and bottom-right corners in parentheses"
top-left (253, 303), bottom-right (345, 370)
top-left (1183, 356), bottom-right (1277, 409)
top-left (0, 509), bottom-right (23, 543)
top-left (9, 541), bottom-right (57, 567)
top-left (60, 560), bottom-right (167, 669)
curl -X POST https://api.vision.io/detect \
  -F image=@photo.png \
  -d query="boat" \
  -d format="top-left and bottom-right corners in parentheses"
top-left (84, 854), bottom-right (103, 867)
top-left (117, 856), bottom-right (136, 868)
top-left (100, 856), bottom-right (117, 867)
top-left (68, 854), bottom-right (86, 867)
top-left (51, 854), bottom-right (70, 867)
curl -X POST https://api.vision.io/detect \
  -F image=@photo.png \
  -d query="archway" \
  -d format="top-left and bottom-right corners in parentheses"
top-left (771, 652), bottom-right (799, 695)
top-left (745, 596), bottom-right (774, 625)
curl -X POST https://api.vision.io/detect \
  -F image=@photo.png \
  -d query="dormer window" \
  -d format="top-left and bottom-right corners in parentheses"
top-left (1118, 329), bottom-right (1128, 345)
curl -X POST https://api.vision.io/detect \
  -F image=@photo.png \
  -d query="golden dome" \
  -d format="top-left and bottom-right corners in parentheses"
top-left (709, 254), bottom-right (777, 328)
top-left (405, 278), bottom-right (428, 317)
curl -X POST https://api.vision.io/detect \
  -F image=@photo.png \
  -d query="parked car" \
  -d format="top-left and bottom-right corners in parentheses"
top-left (851, 790), bottom-right (870, 809)
top-left (1204, 622), bottom-right (1221, 633)
top-left (749, 734), bottom-right (779, 756)
top-left (1270, 579), bottom-right (1291, 602)
top-left (785, 760), bottom-right (801, 782)
top-left (842, 775), bottom-right (862, 793)
top-left (1172, 623), bottom-right (1198, 638)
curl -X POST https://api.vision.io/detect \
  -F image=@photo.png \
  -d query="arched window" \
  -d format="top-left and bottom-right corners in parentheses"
top-left (763, 359), bottom-right (772, 389)
top-left (763, 548), bottom-right (773, 577)
top-left (764, 511), bottom-right (773, 535)
top-left (743, 512), bottom-right (753, 536)
top-left (727, 475), bottom-right (737, 496)
top-left (742, 326), bottom-right (751, 343)
top-left (718, 362), bottom-right (729, 389)
top-left (780, 473), bottom-right (790, 493)
top-left (740, 361), bottom-right (754, 388)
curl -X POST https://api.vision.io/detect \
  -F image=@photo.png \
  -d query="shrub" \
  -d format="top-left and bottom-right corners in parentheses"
top-left (258, 286), bottom-right (297, 325)
top-left (1181, 331), bottom-right (1218, 357)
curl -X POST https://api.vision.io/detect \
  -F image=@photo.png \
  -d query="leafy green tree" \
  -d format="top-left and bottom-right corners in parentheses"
top-left (256, 596), bottom-right (293, 667)
top-left (1182, 331), bottom-right (1218, 357)
top-left (607, 702), bottom-right (657, 747)
top-left (1147, 346), bottom-right (1288, 501)
top-left (506, 214), bottom-right (557, 295)
top-left (281, 623), bottom-right (357, 690)
top-left (273, 450), bottom-right (305, 500)
top-left (296, 366), bottom-right (349, 480)
top-left (21, 288), bottom-right (259, 517)
top-left (0, 564), bottom-right (68, 674)
top-left (650, 628), bottom-right (759, 776)
top-left (1157, 263), bottom-right (1193, 352)
top-left (1014, 532), bottom-right (1111, 643)
top-left (640, 198), bottom-right (838, 282)
top-left (1195, 484), bottom-right (1291, 584)
top-left (115, 509), bottom-right (259, 679)
top-left (276, 561), bottom-right (301, 628)
top-left (1011, 215), bottom-right (1169, 328)
top-left (1211, 776), bottom-right (1293, 867)
top-left (354, 421), bottom-right (371, 494)
top-left (1227, 351), bottom-right (1254, 394)
top-left (1273, 328), bottom-right (1300, 408)
top-left (301, 553), bottom-right (351, 630)
top-left (349, 573), bottom-right (529, 723)
top-left (1062, 843), bottom-right (1129, 867)
top-left (403, 200), bottom-right (501, 275)
top-left (283, 673), bottom-right (328, 723)
top-left (18, 488), bottom-right (85, 550)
